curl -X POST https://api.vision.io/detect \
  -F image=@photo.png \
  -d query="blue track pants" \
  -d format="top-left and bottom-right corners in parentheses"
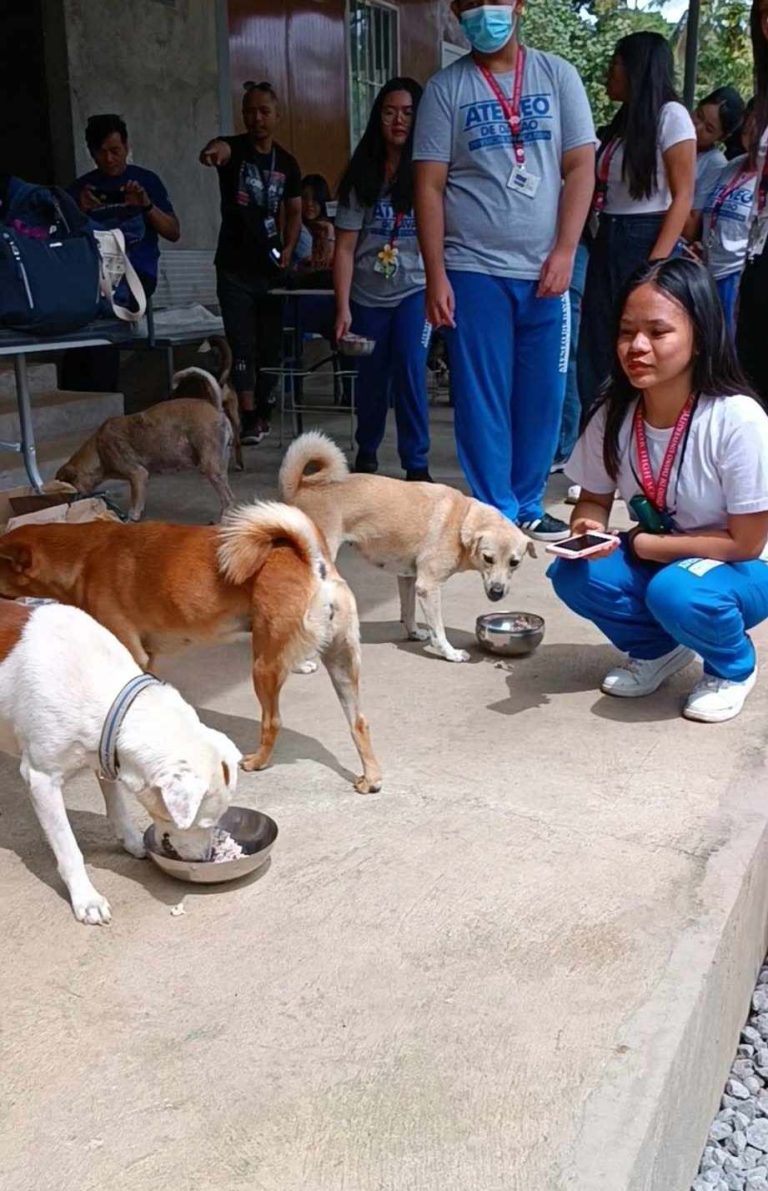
top-left (350, 291), bottom-right (430, 473)
top-left (549, 540), bottom-right (768, 681)
top-left (445, 271), bottom-right (570, 523)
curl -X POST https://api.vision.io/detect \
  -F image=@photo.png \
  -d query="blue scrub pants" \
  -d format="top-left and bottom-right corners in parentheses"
top-left (549, 539), bottom-right (768, 681)
top-left (350, 291), bottom-right (430, 473)
top-left (715, 272), bottom-right (741, 340)
top-left (445, 271), bottom-right (570, 523)
top-left (556, 240), bottom-right (590, 465)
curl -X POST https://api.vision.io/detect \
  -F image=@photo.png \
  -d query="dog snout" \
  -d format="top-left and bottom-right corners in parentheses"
top-left (488, 584), bottom-right (505, 602)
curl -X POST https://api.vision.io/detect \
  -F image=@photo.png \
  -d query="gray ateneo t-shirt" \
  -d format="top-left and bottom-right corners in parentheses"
top-left (413, 49), bottom-right (595, 279)
top-left (700, 155), bottom-right (758, 279)
top-left (695, 146), bottom-right (728, 209)
top-left (335, 188), bottom-right (425, 308)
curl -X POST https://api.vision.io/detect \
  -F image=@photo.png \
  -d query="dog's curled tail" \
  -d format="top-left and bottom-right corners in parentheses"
top-left (171, 366), bottom-right (224, 410)
top-left (278, 431), bottom-right (349, 502)
top-left (217, 501), bottom-right (326, 585)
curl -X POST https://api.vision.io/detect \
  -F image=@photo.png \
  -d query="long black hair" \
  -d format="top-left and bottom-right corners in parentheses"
top-left (301, 174), bottom-right (332, 221)
top-left (603, 32), bottom-right (680, 201)
top-left (338, 77), bottom-right (423, 214)
top-left (594, 257), bottom-right (755, 480)
top-left (698, 85), bottom-right (746, 158)
top-left (751, 0), bottom-right (768, 139)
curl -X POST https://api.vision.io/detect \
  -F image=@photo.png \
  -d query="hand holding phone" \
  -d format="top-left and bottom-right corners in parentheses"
top-left (546, 519), bottom-right (618, 560)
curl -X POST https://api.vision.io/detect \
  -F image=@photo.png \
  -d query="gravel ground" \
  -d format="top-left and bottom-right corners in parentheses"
top-left (694, 962), bottom-right (768, 1190)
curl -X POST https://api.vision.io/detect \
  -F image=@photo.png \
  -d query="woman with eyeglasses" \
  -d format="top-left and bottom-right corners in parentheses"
top-left (334, 77), bottom-right (432, 481)
top-left (551, 257), bottom-right (768, 724)
top-left (200, 81), bottom-right (302, 445)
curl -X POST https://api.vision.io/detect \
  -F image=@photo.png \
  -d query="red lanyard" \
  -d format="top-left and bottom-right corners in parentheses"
top-left (477, 47), bottom-right (527, 168)
top-left (388, 211), bottom-right (405, 249)
top-left (708, 168), bottom-right (755, 232)
top-left (757, 143), bottom-right (768, 216)
top-left (633, 395), bottom-right (694, 512)
top-left (592, 139), bottom-right (620, 213)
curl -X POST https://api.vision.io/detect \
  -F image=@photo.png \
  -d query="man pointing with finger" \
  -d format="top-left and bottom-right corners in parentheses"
top-left (414, 0), bottom-right (595, 541)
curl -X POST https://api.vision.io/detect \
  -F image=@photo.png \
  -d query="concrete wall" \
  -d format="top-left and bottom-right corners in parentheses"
top-left (57, 0), bottom-right (222, 250)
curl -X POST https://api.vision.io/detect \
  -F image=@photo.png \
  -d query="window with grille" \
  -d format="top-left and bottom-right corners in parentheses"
top-left (348, 0), bottom-right (400, 147)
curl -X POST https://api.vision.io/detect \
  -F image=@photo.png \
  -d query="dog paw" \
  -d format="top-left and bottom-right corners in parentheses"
top-left (443, 648), bottom-right (470, 663)
top-left (240, 753), bottom-right (270, 773)
top-left (405, 627), bottom-right (430, 642)
top-left (354, 775), bottom-right (383, 795)
top-left (293, 659), bottom-right (319, 675)
top-left (72, 889), bottom-right (112, 925)
top-left (120, 832), bottom-right (147, 860)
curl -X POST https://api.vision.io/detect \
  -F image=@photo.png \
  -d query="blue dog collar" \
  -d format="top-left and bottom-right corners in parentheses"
top-left (98, 674), bottom-right (163, 780)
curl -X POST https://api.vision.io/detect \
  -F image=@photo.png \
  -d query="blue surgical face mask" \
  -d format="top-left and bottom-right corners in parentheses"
top-left (460, 4), bottom-right (517, 54)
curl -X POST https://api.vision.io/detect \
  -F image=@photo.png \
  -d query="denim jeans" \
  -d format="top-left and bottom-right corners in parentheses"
top-left (577, 213), bottom-right (665, 415)
top-left (555, 240), bottom-right (589, 464)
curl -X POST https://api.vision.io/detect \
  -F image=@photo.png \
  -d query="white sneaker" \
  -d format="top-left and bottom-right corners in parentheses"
top-left (565, 485), bottom-right (580, 505)
top-left (683, 669), bottom-right (757, 723)
top-left (601, 646), bottom-right (695, 698)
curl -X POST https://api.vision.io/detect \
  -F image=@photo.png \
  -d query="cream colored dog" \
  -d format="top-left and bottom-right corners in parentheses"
top-left (279, 432), bottom-right (535, 663)
top-left (0, 599), bottom-right (240, 923)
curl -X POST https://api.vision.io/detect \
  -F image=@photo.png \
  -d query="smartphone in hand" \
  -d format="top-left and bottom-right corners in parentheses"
top-left (545, 532), bottom-right (616, 559)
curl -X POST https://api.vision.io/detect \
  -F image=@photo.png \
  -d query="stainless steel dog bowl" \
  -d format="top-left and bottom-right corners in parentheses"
top-left (144, 806), bottom-right (278, 885)
top-left (475, 611), bottom-right (545, 657)
top-left (338, 334), bottom-right (376, 357)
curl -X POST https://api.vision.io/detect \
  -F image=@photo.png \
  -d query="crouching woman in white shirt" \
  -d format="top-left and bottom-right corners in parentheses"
top-left (550, 256), bottom-right (768, 723)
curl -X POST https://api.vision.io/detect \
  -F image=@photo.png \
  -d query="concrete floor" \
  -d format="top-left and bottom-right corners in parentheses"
top-left (2, 405), bottom-right (768, 1191)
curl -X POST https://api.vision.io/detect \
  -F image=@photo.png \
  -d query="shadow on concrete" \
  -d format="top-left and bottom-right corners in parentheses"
top-left (359, 620), bottom-right (483, 663)
top-left (486, 642), bottom-right (619, 715)
top-left (199, 707), bottom-right (359, 788)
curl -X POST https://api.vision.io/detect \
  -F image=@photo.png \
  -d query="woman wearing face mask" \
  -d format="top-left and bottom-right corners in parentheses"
top-left (577, 33), bottom-right (696, 416)
top-left (551, 257), bottom-right (768, 724)
top-left (736, 0), bottom-right (768, 405)
top-left (335, 78), bottom-right (431, 481)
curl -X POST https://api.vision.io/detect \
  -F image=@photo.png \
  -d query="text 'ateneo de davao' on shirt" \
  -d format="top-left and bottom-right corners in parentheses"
top-left (412, 49), bottom-right (595, 280)
top-left (699, 155), bottom-right (758, 279)
top-left (335, 188), bottom-right (426, 308)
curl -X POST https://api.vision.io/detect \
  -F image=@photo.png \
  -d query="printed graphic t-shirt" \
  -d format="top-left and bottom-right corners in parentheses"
top-left (69, 164), bottom-right (174, 282)
top-left (413, 49), bottom-right (595, 280)
top-left (700, 155), bottom-right (757, 279)
top-left (214, 136), bottom-right (301, 276)
top-left (335, 187), bottom-right (425, 307)
top-left (695, 146), bottom-right (728, 209)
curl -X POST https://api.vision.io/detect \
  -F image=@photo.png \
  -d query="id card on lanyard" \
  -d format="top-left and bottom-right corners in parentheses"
top-left (632, 395), bottom-right (695, 530)
top-left (748, 140), bottom-right (768, 261)
top-left (477, 49), bottom-right (540, 199)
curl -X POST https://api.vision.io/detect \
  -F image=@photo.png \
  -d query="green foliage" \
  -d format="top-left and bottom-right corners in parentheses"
top-left (522, 0), bottom-right (754, 129)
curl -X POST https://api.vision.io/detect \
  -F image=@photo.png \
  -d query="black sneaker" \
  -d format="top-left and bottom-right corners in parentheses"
top-left (405, 469), bottom-right (434, 482)
top-left (519, 513), bottom-right (570, 542)
top-left (353, 452), bottom-right (378, 474)
top-left (240, 411), bottom-right (265, 446)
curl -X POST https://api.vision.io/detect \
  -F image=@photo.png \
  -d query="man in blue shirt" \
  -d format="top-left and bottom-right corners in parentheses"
top-left (414, 0), bottom-right (595, 541)
top-left (62, 114), bottom-right (179, 393)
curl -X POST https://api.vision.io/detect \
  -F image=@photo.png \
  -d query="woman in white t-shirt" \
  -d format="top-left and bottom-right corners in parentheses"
top-left (551, 257), bottom-right (768, 724)
top-left (578, 33), bottom-right (697, 415)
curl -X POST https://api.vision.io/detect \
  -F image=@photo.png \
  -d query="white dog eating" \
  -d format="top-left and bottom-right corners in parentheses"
top-left (0, 599), bottom-right (241, 923)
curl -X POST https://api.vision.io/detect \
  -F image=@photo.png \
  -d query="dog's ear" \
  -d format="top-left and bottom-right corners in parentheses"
top-left (0, 542), bottom-right (32, 574)
top-left (159, 769), bottom-right (208, 831)
top-left (526, 540), bottom-right (538, 560)
top-left (460, 505), bottom-right (483, 551)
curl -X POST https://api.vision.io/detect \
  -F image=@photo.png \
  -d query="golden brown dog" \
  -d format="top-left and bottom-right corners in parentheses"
top-left (56, 338), bottom-right (242, 521)
top-left (0, 504), bottom-right (382, 793)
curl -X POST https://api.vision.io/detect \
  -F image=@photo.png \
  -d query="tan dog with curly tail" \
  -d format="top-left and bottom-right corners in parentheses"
top-left (279, 432), bottom-right (535, 663)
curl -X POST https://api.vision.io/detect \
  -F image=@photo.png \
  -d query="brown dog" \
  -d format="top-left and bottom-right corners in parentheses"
top-left (0, 504), bottom-right (382, 793)
top-left (57, 339), bottom-right (242, 521)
